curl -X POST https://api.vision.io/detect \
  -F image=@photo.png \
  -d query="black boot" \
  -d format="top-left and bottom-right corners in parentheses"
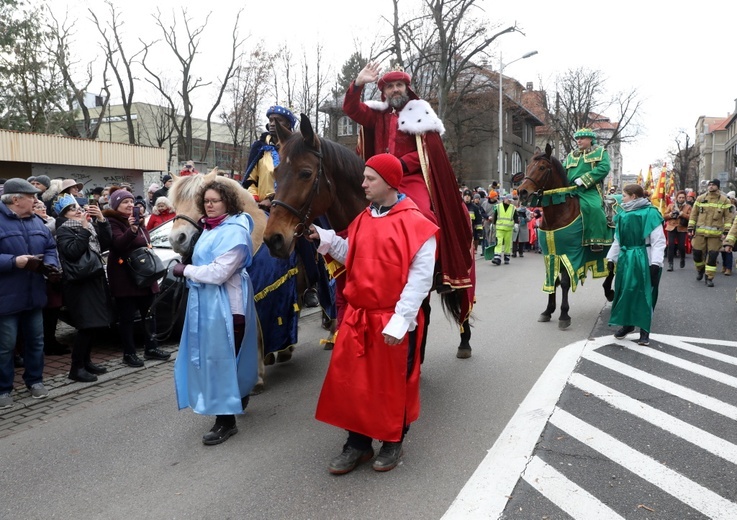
top-left (202, 416), bottom-right (237, 445)
top-left (696, 269), bottom-right (704, 281)
top-left (372, 441), bottom-right (403, 472)
top-left (667, 262), bottom-right (673, 272)
top-left (680, 258), bottom-right (685, 268)
top-left (68, 367), bottom-right (98, 383)
top-left (637, 329), bottom-right (650, 346)
top-left (706, 277), bottom-right (714, 287)
top-left (144, 347), bottom-right (171, 360)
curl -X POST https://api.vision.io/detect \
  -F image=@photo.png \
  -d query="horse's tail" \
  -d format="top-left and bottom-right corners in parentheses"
top-left (440, 288), bottom-right (469, 327)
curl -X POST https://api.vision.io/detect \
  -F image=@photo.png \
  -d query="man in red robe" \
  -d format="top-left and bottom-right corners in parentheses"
top-left (343, 62), bottom-right (475, 358)
top-left (308, 154), bottom-right (438, 474)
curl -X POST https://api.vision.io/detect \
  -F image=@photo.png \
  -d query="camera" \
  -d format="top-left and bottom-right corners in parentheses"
top-left (133, 206), bottom-right (141, 224)
top-left (671, 210), bottom-right (679, 218)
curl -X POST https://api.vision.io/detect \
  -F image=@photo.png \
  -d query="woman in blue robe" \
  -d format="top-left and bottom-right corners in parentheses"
top-left (172, 179), bottom-right (259, 445)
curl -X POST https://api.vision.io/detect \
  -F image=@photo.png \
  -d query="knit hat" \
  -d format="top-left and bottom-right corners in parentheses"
top-left (365, 154), bottom-right (403, 190)
top-left (266, 105), bottom-right (298, 129)
top-left (34, 175), bottom-right (51, 189)
top-left (109, 188), bottom-right (134, 211)
top-left (162, 175), bottom-right (172, 184)
top-left (3, 177), bottom-right (40, 195)
top-left (709, 179), bottom-right (720, 189)
top-left (53, 194), bottom-right (78, 216)
top-left (148, 183), bottom-right (160, 193)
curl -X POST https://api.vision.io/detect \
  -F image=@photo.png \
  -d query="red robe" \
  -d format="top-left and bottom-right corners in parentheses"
top-left (315, 198), bottom-right (438, 441)
top-left (344, 82), bottom-right (474, 320)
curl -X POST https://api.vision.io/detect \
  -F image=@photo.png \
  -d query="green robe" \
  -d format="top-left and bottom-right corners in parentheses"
top-left (563, 146), bottom-right (612, 247)
top-left (608, 205), bottom-right (664, 332)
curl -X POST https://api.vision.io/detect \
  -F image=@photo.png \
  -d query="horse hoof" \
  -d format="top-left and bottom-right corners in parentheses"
top-left (276, 347), bottom-right (294, 364)
top-left (538, 315), bottom-right (551, 322)
top-left (250, 382), bottom-right (265, 396)
top-left (264, 353), bottom-right (276, 366)
top-left (558, 320), bottom-right (571, 330)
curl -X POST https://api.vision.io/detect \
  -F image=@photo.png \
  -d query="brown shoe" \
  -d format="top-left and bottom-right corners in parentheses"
top-left (725, 269), bottom-right (732, 276)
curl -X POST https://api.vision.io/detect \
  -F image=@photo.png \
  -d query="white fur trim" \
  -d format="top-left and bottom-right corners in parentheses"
top-left (365, 100), bottom-right (388, 111)
top-left (397, 99), bottom-right (445, 136)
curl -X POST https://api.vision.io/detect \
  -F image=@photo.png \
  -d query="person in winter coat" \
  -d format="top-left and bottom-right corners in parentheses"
top-left (54, 195), bottom-right (114, 383)
top-left (103, 188), bottom-right (170, 368)
top-left (145, 197), bottom-right (176, 231)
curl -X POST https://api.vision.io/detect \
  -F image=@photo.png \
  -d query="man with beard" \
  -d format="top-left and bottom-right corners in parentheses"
top-left (343, 62), bottom-right (475, 359)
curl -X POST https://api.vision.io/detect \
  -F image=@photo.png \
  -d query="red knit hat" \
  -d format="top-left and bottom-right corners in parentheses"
top-left (365, 154), bottom-right (403, 190)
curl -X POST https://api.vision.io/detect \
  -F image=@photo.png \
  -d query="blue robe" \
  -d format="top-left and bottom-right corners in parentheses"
top-left (174, 213), bottom-right (259, 415)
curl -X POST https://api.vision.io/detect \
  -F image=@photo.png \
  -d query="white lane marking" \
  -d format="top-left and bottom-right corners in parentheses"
top-left (584, 350), bottom-right (737, 420)
top-left (523, 456), bottom-right (626, 520)
top-left (441, 339), bottom-right (589, 520)
top-left (652, 334), bottom-right (737, 349)
top-left (569, 373), bottom-right (737, 465)
top-left (613, 340), bottom-right (737, 387)
top-left (648, 334), bottom-right (737, 365)
top-left (550, 407), bottom-right (737, 520)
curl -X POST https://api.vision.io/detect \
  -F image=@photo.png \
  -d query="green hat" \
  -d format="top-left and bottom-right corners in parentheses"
top-left (574, 128), bottom-right (597, 144)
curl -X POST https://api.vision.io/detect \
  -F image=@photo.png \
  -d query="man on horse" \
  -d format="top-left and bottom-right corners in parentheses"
top-left (563, 128), bottom-right (613, 251)
top-left (343, 62), bottom-right (475, 358)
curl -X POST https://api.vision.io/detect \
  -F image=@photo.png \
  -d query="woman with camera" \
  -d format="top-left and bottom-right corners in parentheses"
top-left (103, 188), bottom-right (170, 368)
top-left (171, 179), bottom-right (259, 446)
top-left (55, 195), bottom-right (114, 382)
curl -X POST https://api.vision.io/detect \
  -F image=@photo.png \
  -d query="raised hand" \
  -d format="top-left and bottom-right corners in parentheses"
top-left (355, 62), bottom-right (382, 87)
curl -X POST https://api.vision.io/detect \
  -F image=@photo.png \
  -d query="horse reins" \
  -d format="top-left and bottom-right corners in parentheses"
top-left (270, 146), bottom-right (331, 238)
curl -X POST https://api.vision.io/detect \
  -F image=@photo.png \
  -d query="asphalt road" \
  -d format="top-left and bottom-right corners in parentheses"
top-left (2, 252), bottom-right (735, 519)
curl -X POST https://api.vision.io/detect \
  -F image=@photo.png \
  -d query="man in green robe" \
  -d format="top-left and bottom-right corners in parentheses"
top-left (606, 184), bottom-right (666, 346)
top-left (563, 128), bottom-right (613, 250)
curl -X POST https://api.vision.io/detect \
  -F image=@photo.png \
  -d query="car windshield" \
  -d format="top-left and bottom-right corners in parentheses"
top-left (149, 220), bottom-right (174, 249)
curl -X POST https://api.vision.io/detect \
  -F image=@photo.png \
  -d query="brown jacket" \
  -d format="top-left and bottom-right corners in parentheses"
top-left (664, 201), bottom-right (691, 232)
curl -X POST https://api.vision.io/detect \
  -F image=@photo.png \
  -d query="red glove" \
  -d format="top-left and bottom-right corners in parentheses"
top-left (172, 262), bottom-right (187, 278)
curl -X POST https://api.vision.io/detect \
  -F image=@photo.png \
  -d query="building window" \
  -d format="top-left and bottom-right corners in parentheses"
top-left (512, 152), bottom-right (523, 175)
top-left (338, 116), bottom-right (353, 137)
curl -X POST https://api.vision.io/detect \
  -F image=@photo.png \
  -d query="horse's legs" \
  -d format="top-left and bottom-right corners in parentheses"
top-left (539, 289), bottom-right (556, 322)
top-left (558, 270), bottom-right (571, 329)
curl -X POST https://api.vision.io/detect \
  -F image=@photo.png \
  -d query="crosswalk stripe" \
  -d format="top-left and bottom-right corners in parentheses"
top-left (550, 408), bottom-right (737, 519)
top-left (568, 373), bottom-right (737, 465)
top-left (613, 340), bottom-right (737, 387)
top-left (584, 350), bottom-right (737, 420)
top-left (523, 456), bottom-right (626, 520)
top-left (652, 334), bottom-right (737, 349)
top-left (648, 334), bottom-right (737, 365)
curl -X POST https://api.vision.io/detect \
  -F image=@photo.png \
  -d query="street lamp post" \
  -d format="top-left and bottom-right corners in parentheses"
top-left (498, 50), bottom-right (538, 193)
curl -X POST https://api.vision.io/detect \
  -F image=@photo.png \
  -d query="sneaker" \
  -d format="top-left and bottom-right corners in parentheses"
top-left (372, 441), bottom-right (403, 472)
top-left (303, 288), bottom-right (319, 308)
top-left (0, 392), bottom-right (12, 409)
top-left (637, 331), bottom-right (650, 346)
top-left (614, 326), bottom-right (635, 339)
top-left (328, 445), bottom-right (374, 475)
top-left (123, 353), bottom-right (144, 367)
top-left (28, 383), bottom-right (49, 399)
top-left (144, 348), bottom-right (171, 361)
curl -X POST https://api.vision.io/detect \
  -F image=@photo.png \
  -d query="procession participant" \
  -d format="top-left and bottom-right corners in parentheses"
top-left (563, 128), bottom-right (612, 251)
top-left (308, 154), bottom-right (437, 474)
top-left (343, 62), bottom-right (474, 355)
top-left (663, 190), bottom-right (691, 271)
top-left (491, 194), bottom-right (518, 265)
top-left (171, 179), bottom-right (259, 445)
top-left (607, 184), bottom-right (665, 346)
top-left (687, 179), bottom-right (733, 287)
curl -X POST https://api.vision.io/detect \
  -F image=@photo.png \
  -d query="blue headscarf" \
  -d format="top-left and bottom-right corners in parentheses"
top-left (266, 105), bottom-right (297, 130)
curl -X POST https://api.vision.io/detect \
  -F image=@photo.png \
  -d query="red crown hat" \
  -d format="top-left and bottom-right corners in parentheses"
top-left (377, 65), bottom-right (419, 102)
top-left (365, 153), bottom-right (403, 190)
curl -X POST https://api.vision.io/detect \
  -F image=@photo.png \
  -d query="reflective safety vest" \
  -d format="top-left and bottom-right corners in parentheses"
top-left (496, 203), bottom-right (515, 232)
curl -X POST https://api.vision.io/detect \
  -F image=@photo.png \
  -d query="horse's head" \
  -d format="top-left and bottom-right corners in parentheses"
top-left (517, 143), bottom-right (566, 205)
top-left (264, 113), bottom-right (335, 258)
top-left (168, 172), bottom-right (206, 259)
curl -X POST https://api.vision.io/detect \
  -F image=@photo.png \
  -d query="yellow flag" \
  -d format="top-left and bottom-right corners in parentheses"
top-left (651, 169), bottom-right (667, 215)
top-left (636, 169), bottom-right (643, 186)
top-left (668, 171), bottom-right (676, 196)
top-left (645, 165), bottom-right (653, 192)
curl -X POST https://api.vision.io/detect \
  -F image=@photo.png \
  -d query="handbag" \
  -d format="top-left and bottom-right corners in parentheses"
top-left (126, 231), bottom-right (167, 288)
top-left (61, 248), bottom-right (105, 282)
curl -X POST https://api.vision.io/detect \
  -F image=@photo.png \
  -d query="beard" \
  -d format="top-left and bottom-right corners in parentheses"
top-left (387, 92), bottom-right (409, 109)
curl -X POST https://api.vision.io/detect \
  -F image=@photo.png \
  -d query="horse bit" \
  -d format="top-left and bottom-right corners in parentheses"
top-left (270, 146), bottom-right (331, 238)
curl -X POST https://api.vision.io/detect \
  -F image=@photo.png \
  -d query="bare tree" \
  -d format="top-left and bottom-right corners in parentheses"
top-left (546, 67), bottom-right (643, 154)
top-left (671, 130), bottom-right (699, 191)
top-left (89, 1), bottom-right (142, 144)
top-left (272, 44), bottom-right (296, 110)
top-left (140, 8), bottom-right (243, 164)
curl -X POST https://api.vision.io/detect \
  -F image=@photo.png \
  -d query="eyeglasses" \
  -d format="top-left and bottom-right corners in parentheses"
top-left (203, 199), bottom-right (222, 205)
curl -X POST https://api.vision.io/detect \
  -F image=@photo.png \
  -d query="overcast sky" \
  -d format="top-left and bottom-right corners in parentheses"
top-left (54, 0), bottom-right (737, 176)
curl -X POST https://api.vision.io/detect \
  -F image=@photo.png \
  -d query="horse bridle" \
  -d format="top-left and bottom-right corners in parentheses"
top-left (270, 146), bottom-right (331, 238)
top-left (172, 214), bottom-right (203, 264)
top-left (522, 157), bottom-right (554, 198)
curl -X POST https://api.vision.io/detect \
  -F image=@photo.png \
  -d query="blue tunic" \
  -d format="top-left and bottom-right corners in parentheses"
top-left (174, 213), bottom-right (259, 415)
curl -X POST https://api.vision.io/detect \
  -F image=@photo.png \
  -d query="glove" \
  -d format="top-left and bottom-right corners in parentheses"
top-left (574, 178), bottom-right (585, 187)
top-left (22, 255), bottom-right (44, 273)
top-left (607, 261), bottom-right (615, 274)
top-left (687, 227), bottom-right (695, 236)
top-left (172, 262), bottom-right (187, 278)
top-left (513, 223), bottom-right (519, 232)
top-left (649, 264), bottom-right (661, 286)
top-left (43, 264), bottom-right (62, 284)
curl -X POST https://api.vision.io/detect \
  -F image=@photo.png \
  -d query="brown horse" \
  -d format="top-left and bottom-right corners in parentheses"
top-left (263, 113), bottom-right (469, 355)
top-left (517, 143), bottom-right (615, 329)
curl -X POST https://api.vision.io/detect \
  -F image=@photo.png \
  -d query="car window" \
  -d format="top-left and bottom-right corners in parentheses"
top-left (150, 220), bottom-right (173, 249)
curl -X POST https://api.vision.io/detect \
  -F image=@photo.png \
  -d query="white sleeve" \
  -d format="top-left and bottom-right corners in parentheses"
top-left (183, 247), bottom-right (246, 285)
top-left (315, 226), bottom-right (348, 264)
top-left (606, 236), bottom-right (620, 263)
top-left (382, 235), bottom-right (437, 339)
top-left (648, 225), bottom-right (666, 267)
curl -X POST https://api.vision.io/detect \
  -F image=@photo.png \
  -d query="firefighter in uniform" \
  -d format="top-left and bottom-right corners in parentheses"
top-left (688, 179), bottom-right (734, 287)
